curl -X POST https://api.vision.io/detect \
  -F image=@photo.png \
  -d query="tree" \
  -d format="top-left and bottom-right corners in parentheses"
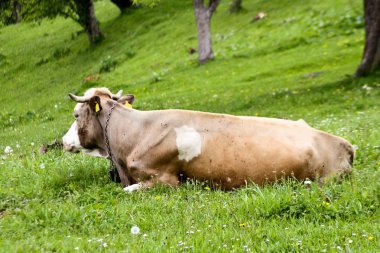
top-left (110, 0), bottom-right (134, 12)
top-left (229, 0), bottom-right (242, 13)
top-left (356, 0), bottom-right (380, 77)
top-left (0, 0), bottom-right (22, 25)
top-left (75, 0), bottom-right (102, 45)
top-left (1, 0), bottom-right (102, 46)
top-left (193, 0), bottom-right (221, 64)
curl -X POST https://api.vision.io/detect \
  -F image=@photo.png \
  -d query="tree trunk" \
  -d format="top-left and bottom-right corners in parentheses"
top-left (356, 0), bottom-right (380, 77)
top-left (229, 0), bottom-right (242, 13)
top-left (75, 0), bottom-right (103, 46)
top-left (10, 1), bottom-right (22, 23)
top-left (110, 0), bottom-right (133, 12)
top-left (193, 0), bottom-right (221, 64)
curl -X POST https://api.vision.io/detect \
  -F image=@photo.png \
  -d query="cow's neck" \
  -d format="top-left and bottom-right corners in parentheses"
top-left (97, 101), bottom-right (144, 161)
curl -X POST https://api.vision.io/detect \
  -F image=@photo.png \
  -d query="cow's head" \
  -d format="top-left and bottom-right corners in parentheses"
top-left (62, 87), bottom-right (134, 157)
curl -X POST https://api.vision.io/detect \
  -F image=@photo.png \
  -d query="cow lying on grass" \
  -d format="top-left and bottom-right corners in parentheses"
top-left (62, 88), bottom-right (354, 191)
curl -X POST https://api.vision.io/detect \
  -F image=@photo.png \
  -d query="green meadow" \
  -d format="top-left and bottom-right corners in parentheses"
top-left (0, 0), bottom-right (379, 251)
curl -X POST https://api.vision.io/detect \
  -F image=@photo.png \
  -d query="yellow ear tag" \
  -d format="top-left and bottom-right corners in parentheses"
top-left (95, 102), bottom-right (100, 112)
top-left (125, 101), bottom-right (133, 109)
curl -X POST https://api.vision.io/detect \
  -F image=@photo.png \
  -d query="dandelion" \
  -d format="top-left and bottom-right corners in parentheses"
top-left (204, 186), bottom-right (211, 190)
top-left (368, 236), bottom-right (374, 241)
top-left (239, 223), bottom-right (247, 228)
top-left (4, 146), bottom-right (13, 154)
top-left (155, 195), bottom-right (161, 200)
top-left (131, 225), bottom-right (140, 235)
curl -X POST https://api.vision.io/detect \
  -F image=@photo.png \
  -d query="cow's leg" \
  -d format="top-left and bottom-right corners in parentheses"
top-left (114, 162), bottom-right (131, 187)
top-left (123, 172), bottom-right (179, 193)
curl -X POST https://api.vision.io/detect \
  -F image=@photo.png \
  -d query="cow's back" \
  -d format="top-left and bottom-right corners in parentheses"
top-left (163, 111), bottom-right (353, 189)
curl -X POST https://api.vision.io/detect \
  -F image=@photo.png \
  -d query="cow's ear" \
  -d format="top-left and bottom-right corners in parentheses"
top-left (89, 96), bottom-right (102, 113)
top-left (117, 95), bottom-right (135, 108)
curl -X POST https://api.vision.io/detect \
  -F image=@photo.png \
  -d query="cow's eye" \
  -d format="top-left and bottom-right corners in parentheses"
top-left (74, 113), bottom-right (79, 119)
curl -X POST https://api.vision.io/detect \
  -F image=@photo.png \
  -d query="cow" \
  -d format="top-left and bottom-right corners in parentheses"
top-left (62, 87), bottom-right (354, 191)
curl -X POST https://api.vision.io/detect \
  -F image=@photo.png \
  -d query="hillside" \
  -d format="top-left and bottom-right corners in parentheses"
top-left (1, 0), bottom-right (379, 252)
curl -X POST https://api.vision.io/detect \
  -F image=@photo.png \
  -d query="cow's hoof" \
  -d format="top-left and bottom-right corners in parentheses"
top-left (123, 183), bottom-right (142, 193)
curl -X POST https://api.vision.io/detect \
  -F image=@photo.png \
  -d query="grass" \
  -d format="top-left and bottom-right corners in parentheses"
top-left (0, 0), bottom-right (379, 252)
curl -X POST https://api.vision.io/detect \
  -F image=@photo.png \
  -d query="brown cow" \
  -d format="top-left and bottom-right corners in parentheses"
top-left (62, 88), bottom-right (354, 191)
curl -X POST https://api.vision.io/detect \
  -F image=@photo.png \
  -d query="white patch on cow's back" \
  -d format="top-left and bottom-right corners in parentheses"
top-left (174, 125), bottom-right (202, 162)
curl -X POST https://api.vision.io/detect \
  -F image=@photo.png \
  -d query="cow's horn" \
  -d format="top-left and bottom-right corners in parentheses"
top-left (112, 90), bottom-right (123, 100)
top-left (69, 93), bottom-right (91, 103)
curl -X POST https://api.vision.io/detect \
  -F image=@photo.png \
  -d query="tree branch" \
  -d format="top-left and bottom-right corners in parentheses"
top-left (208, 0), bottom-right (221, 14)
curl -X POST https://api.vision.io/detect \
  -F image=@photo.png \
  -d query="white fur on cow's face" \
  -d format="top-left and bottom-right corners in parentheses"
top-left (174, 125), bottom-right (202, 162)
top-left (62, 121), bottom-right (81, 152)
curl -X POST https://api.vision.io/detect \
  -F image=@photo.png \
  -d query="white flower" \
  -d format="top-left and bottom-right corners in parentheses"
top-left (348, 239), bottom-right (353, 244)
top-left (40, 164), bottom-right (45, 169)
top-left (4, 146), bottom-right (13, 154)
top-left (362, 84), bottom-right (372, 90)
top-left (131, 225), bottom-right (140, 235)
top-left (74, 247), bottom-right (79, 250)
top-left (102, 242), bottom-right (108, 248)
top-left (31, 142), bottom-right (35, 146)
top-left (304, 180), bottom-right (312, 185)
